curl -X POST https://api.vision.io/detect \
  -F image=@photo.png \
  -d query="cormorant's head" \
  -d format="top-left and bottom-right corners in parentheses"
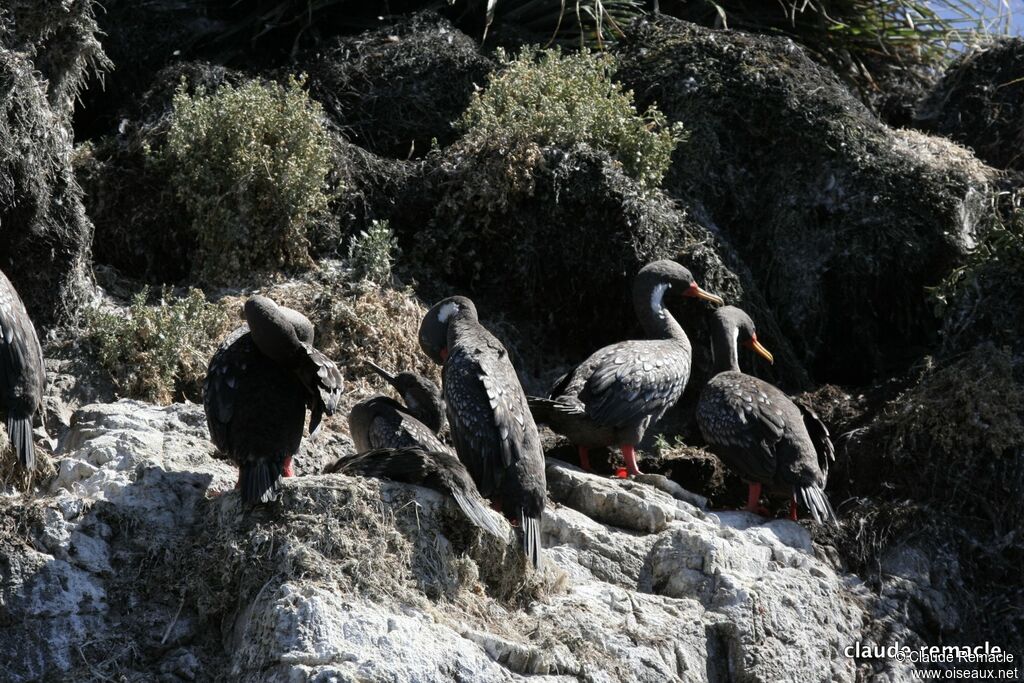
top-left (418, 296), bottom-right (477, 365)
top-left (244, 295), bottom-right (315, 344)
top-left (712, 306), bottom-right (774, 364)
top-left (635, 260), bottom-right (724, 313)
top-left (366, 361), bottom-right (446, 433)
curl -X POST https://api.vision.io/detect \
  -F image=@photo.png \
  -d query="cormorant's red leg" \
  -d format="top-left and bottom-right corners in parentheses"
top-left (789, 497), bottom-right (799, 521)
top-left (578, 446), bottom-right (592, 472)
top-left (745, 483), bottom-right (762, 513)
top-left (282, 456), bottom-right (294, 478)
top-left (621, 445), bottom-right (643, 477)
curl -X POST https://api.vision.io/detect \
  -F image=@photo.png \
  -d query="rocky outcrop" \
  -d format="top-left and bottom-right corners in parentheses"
top-left (916, 38), bottom-right (1024, 172)
top-left (616, 17), bottom-right (996, 386)
top-left (0, 0), bottom-right (106, 328)
top-left (0, 400), bottom-right (905, 682)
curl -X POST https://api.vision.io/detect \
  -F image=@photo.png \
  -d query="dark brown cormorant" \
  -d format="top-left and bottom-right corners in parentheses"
top-left (348, 361), bottom-right (447, 454)
top-left (529, 260), bottom-right (723, 476)
top-left (338, 362), bottom-right (503, 536)
top-left (0, 269), bottom-right (45, 471)
top-left (696, 306), bottom-right (837, 525)
top-left (204, 296), bottom-right (344, 503)
top-left (419, 296), bottom-right (546, 568)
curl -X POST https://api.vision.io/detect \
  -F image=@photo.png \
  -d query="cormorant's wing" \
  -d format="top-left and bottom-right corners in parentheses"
top-left (203, 327), bottom-right (252, 454)
top-left (579, 341), bottom-right (690, 428)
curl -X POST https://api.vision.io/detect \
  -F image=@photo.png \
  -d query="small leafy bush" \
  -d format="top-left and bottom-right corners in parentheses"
top-left (458, 48), bottom-right (684, 190)
top-left (164, 76), bottom-right (333, 284)
top-left (86, 288), bottom-right (232, 404)
top-left (348, 219), bottom-right (398, 285)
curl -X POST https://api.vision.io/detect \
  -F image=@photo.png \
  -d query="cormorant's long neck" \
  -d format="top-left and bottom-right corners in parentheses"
top-left (635, 281), bottom-right (687, 343)
top-left (711, 321), bottom-right (740, 373)
top-left (403, 388), bottom-right (445, 434)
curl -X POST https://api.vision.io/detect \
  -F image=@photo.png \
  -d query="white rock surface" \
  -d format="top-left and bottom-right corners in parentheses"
top-left (0, 400), bottom-right (915, 681)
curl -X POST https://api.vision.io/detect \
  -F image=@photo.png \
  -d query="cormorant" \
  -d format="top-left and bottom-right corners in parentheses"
top-left (0, 269), bottom-right (45, 471)
top-left (529, 260), bottom-right (723, 476)
top-left (696, 306), bottom-right (837, 524)
top-left (419, 296), bottom-right (546, 568)
top-left (204, 296), bottom-right (343, 503)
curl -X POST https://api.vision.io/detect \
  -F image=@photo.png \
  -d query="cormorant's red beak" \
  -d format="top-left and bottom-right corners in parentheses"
top-left (440, 347), bottom-right (449, 362)
top-left (743, 334), bottom-right (774, 364)
top-left (683, 282), bottom-right (724, 306)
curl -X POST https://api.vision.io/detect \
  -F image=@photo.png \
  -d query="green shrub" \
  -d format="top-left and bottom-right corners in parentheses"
top-left (163, 76), bottom-right (333, 284)
top-left (457, 48), bottom-right (684, 190)
top-left (86, 288), bottom-right (232, 404)
top-left (348, 219), bottom-right (398, 285)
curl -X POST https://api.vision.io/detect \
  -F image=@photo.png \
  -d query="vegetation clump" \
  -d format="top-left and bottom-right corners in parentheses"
top-left (163, 76), bottom-right (334, 284)
top-left (85, 288), bottom-right (231, 404)
top-left (458, 47), bottom-right (684, 190)
top-left (348, 220), bottom-right (398, 286)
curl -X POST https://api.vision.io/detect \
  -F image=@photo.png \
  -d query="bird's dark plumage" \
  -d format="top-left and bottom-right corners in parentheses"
top-left (326, 447), bottom-right (504, 538)
top-left (529, 260), bottom-right (723, 476)
top-left (244, 295), bottom-right (344, 435)
top-left (696, 306), bottom-right (837, 525)
top-left (345, 363), bottom-right (502, 536)
top-left (0, 269), bottom-right (45, 471)
top-left (419, 296), bottom-right (546, 568)
top-left (204, 297), bottom-right (344, 504)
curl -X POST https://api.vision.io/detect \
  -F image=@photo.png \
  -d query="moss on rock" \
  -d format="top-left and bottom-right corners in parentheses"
top-left (916, 38), bottom-right (1024, 172)
top-left (615, 16), bottom-right (996, 385)
top-left (306, 14), bottom-right (493, 158)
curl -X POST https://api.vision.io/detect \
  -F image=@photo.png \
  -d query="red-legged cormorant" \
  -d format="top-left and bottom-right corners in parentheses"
top-left (0, 269), bottom-right (45, 471)
top-left (529, 260), bottom-right (723, 476)
top-left (419, 296), bottom-right (546, 568)
top-left (204, 296), bottom-right (343, 503)
top-left (696, 306), bottom-right (837, 525)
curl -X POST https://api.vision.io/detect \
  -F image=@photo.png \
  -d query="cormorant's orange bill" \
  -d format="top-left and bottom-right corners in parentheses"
top-left (683, 282), bottom-right (725, 306)
top-left (744, 335), bottom-right (774, 364)
top-left (440, 347), bottom-right (449, 362)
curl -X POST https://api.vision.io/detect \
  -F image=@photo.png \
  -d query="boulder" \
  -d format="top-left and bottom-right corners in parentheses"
top-left (615, 17), bottom-right (996, 385)
top-left (0, 0), bottom-right (107, 328)
top-left (916, 38), bottom-right (1024, 172)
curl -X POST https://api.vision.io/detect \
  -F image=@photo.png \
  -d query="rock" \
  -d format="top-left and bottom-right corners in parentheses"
top-left (916, 38), bottom-right (1024, 172)
top-left (306, 14), bottom-right (493, 159)
top-left (615, 17), bottom-right (997, 386)
top-left (394, 142), bottom-right (812, 390)
top-left (0, 398), bottom-right (910, 681)
top-left (0, 26), bottom-right (100, 328)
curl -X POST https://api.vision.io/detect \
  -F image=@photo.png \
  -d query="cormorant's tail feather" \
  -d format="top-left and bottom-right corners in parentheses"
top-left (328, 447), bottom-right (507, 539)
top-left (450, 487), bottom-right (505, 539)
top-left (520, 510), bottom-right (542, 570)
top-left (527, 397), bottom-right (587, 432)
top-left (797, 485), bottom-right (838, 527)
top-left (527, 397), bottom-right (557, 424)
top-left (241, 459), bottom-right (281, 504)
top-left (8, 414), bottom-right (34, 471)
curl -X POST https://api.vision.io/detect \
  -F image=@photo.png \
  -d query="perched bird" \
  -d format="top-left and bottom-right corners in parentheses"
top-left (340, 361), bottom-right (503, 537)
top-left (696, 306), bottom-right (837, 525)
top-left (348, 361), bottom-right (447, 454)
top-left (419, 296), bottom-right (547, 569)
top-left (0, 269), bottom-right (45, 471)
top-left (243, 295), bottom-right (342, 436)
top-left (204, 296), bottom-right (343, 503)
top-left (326, 447), bottom-right (504, 539)
top-left (529, 260), bottom-right (723, 476)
